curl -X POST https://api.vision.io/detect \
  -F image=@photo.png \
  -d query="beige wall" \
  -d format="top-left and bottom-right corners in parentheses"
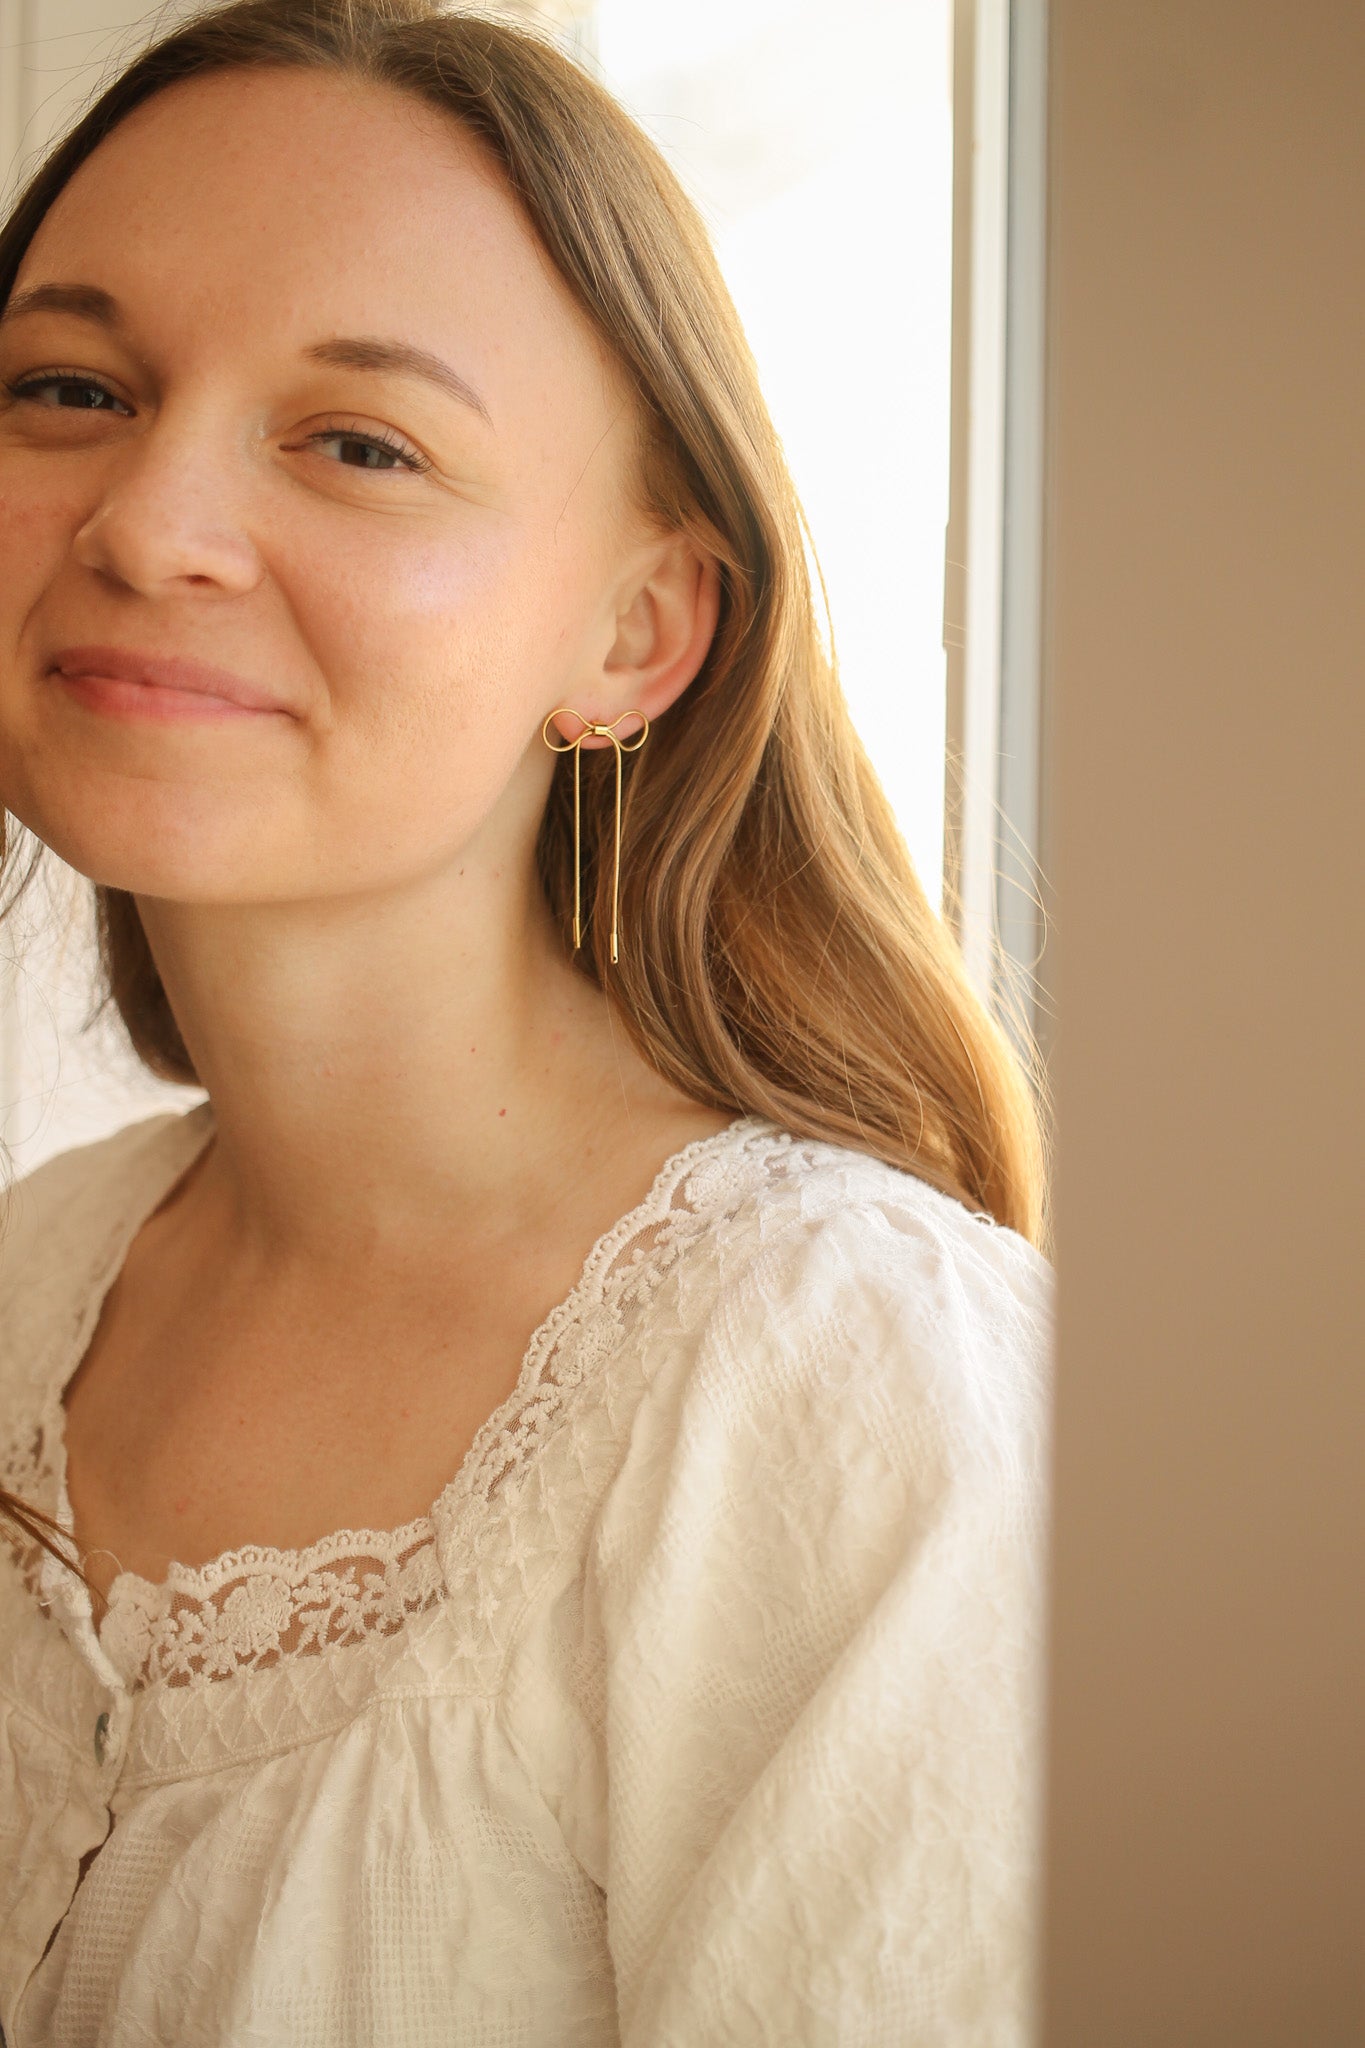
top-left (1039, 3), bottom-right (1364, 2042)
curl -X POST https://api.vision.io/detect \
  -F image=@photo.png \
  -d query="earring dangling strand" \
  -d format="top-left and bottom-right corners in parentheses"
top-left (541, 709), bottom-right (650, 963)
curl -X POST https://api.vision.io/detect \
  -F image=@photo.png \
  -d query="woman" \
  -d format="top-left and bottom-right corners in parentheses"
top-left (0, 1), bottom-right (1054, 2041)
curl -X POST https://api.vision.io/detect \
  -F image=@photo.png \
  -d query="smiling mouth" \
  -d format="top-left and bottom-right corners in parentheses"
top-left (51, 668), bottom-right (286, 722)
top-left (47, 645), bottom-right (296, 722)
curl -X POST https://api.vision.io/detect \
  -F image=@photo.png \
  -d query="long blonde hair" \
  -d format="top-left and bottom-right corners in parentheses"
top-left (1, 0), bottom-right (1053, 1582)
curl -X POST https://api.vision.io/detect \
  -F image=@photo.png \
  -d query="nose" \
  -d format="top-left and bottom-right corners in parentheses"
top-left (71, 410), bottom-right (264, 599)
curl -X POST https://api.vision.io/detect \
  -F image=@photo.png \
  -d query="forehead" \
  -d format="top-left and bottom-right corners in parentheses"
top-left (15, 64), bottom-right (628, 448)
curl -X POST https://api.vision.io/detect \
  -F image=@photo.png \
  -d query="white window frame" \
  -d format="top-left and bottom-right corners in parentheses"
top-left (943, 0), bottom-right (1051, 1072)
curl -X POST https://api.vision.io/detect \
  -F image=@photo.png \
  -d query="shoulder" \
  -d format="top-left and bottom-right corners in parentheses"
top-left (0, 1105), bottom-right (211, 1364)
top-left (1, 1105), bottom-right (206, 1253)
top-left (590, 1120), bottom-right (1053, 1590)
top-left (690, 1122), bottom-right (1053, 1465)
top-left (706, 1119), bottom-right (1052, 1305)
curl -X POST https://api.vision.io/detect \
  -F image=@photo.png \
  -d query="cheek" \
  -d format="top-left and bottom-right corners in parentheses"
top-left (0, 474), bottom-right (82, 792)
top-left (274, 521), bottom-right (582, 855)
top-left (288, 518), bottom-right (588, 761)
top-left (0, 466), bottom-right (79, 637)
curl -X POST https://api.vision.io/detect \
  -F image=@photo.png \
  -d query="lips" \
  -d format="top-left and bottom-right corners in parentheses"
top-left (48, 644), bottom-right (294, 716)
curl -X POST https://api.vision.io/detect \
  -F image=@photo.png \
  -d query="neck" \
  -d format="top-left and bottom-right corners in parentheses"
top-left (135, 853), bottom-right (688, 1275)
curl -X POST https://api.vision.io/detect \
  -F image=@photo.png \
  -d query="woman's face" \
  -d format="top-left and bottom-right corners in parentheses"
top-left (0, 65), bottom-right (670, 903)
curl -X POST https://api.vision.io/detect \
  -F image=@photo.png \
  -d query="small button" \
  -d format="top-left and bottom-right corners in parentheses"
top-left (93, 1711), bottom-right (110, 1764)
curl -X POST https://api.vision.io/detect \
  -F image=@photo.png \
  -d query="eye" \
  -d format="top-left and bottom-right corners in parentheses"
top-left (5, 370), bottom-right (129, 414)
top-left (303, 419), bottom-right (431, 474)
top-left (4, 372), bottom-right (431, 474)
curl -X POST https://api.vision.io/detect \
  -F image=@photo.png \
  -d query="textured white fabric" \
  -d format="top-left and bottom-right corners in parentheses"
top-left (0, 1103), bottom-right (1054, 2047)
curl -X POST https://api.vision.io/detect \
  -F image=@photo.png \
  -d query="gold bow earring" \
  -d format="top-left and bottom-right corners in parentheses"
top-left (541, 709), bottom-right (650, 963)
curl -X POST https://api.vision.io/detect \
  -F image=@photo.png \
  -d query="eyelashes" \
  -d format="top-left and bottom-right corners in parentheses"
top-left (304, 418), bottom-right (431, 473)
top-left (3, 370), bottom-right (433, 474)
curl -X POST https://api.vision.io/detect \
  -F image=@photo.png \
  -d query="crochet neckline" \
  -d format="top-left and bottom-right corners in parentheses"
top-left (42, 1104), bottom-right (773, 1669)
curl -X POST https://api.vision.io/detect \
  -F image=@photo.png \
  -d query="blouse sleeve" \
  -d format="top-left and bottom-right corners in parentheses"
top-left (585, 1182), bottom-right (1055, 2048)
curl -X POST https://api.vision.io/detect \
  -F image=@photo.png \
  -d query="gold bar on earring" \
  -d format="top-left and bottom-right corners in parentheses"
top-left (572, 740), bottom-right (583, 950)
top-left (610, 734), bottom-right (623, 963)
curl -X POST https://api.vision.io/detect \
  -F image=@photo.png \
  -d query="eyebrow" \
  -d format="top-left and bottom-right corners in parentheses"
top-left (0, 281), bottom-right (493, 426)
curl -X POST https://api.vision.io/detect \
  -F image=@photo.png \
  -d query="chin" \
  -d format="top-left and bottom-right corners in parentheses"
top-left (4, 777), bottom-right (288, 903)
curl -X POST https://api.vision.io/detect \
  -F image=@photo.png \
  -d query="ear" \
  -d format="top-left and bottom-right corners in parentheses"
top-left (553, 536), bottom-right (722, 751)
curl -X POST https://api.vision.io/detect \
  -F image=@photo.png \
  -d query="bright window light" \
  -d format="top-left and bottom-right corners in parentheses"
top-left (593, 0), bottom-right (955, 906)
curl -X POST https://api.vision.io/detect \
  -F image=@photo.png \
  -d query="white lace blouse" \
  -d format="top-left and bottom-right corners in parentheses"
top-left (0, 1102), bottom-right (1054, 2048)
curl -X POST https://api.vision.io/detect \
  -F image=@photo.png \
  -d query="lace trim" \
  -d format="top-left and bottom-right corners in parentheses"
top-left (18, 1115), bottom-right (793, 1692)
top-left (98, 1528), bottom-right (447, 1688)
top-left (1, 1417), bottom-right (66, 1609)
